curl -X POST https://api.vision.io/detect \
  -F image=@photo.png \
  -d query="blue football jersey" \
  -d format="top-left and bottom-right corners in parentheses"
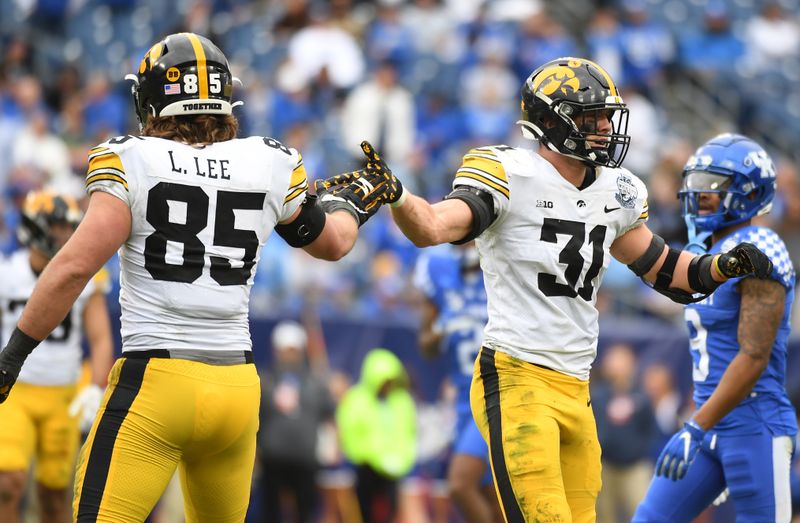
top-left (685, 225), bottom-right (796, 434)
top-left (414, 247), bottom-right (488, 418)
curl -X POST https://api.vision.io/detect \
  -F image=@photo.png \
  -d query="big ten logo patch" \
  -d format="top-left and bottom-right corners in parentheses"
top-left (166, 67), bottom-right (181, 82)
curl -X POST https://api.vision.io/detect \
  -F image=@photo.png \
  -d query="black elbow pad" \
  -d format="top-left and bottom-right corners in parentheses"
top-left (444, 186), bottom-right (496, 244)
top-left (274, 195), bottom-right (327, 247)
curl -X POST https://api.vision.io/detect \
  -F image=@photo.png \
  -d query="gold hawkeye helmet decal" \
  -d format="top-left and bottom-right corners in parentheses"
top-left (533, 64), bottom-right (581, 97)
top-left (138, 42), bottom-right (164, 74)
top-left (24, 191), bottom-right (56, 214)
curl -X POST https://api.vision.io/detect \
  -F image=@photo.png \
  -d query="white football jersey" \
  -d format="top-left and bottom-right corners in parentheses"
top-left (454, 145), bottom-right (649, 380)
top-left (0, 250), bottom-right (108, 385)
top-left (85, 135), bottom-right (307, 354)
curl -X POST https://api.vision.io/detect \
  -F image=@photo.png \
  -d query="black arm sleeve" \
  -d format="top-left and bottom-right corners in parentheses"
top-left (0, 327), bottom-right (40, 373)
top-left (274, 195), bottom-right (327, 247)
top-left (627, 234), bottom-right (665, 277)
top-left (443, 186), bottom-right (496, 245)
top-left (687, 254), bottom-right (722, 293)
top-left (628, 233), bottom-right (713, 304)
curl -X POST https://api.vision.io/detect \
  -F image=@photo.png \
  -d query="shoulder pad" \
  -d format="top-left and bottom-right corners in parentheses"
top-left (456, 147), bottom-right (510, 199)
top-left (93, 134), bottom-right (145, 153)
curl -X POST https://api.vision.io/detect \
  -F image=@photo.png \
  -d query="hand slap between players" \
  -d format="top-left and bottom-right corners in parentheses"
top-left (314, 168), bottom-right (387, 226)
top-left (314, 141), bottom-right (405, 226)
top-left (360, 141), bottom-right (404, 206)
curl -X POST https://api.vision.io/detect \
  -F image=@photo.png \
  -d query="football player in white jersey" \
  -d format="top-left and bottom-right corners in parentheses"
top-left (318, 57), bottom-right (773, 523)
top-left (0, 191), bottom-right (113, 523)
top-left (0, 33), bottom-right (389, 522)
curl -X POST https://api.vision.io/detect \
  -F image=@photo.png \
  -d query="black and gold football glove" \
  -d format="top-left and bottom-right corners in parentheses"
top-left (360, 141), bottom-right (404, 206)
top-left (0, 369), bottom-right (16, 404)
top-left (314, 169), bottom-right (387, 227)
top-left (716, 242), bottom-right (773, 279)
top-left (313, 141), bottom-right (404, 225)
top-left (313, 168), bottom-right (362, 196)
top-left (0, 328), bottom-right (40, 404)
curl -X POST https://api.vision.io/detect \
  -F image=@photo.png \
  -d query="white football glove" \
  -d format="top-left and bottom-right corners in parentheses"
top-left (69, 384), bottom-right (104, 433)
top-left (712, 487), bottom-right (729, 506)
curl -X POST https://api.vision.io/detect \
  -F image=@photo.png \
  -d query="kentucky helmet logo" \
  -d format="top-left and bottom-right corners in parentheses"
top-left (533, 65), bottom-right (581, 97)
top-left (615, 174), bottom-right (638, 208)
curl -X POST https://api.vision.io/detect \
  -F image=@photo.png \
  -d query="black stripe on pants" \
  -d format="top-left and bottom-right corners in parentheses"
top-left (479, 347), bottom-right (525, 523)
top-left (77, 358), bottom-right (148, 522)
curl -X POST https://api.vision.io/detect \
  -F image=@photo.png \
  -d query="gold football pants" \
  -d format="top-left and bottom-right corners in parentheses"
top-left (73, 355), bottom-right (260, 522)
top-left (0, 382), bottom-right (79, 488)
top-left (470, 347), bottom-right (601, 523)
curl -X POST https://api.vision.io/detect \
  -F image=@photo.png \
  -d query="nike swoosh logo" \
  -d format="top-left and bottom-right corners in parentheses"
top-left (604, 205), bottom-right (620, 213)
top-left (680, 431), bottom-right (692, 461)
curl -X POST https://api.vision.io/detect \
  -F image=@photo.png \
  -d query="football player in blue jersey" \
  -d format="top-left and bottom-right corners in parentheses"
top-left (414, 243), bottom-right (502, 523)
top-left (633, 133), bottom-right (797, 523)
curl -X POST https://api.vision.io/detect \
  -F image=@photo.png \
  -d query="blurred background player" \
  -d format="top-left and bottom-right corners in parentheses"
top-left (336, 348), bottom-right (417, 523)
top-left (0, 190), bottom-right (112, 523)
top-left (591, 342), bottom-right (657, 523)
top-left (413, 241), bottom-right (502, 523)
top-left (0, 32), bottom-right (387, 522)
top-left (634, 134), bottom-right (796, 522)
top-left (258, 320), bottom-right (335, 523)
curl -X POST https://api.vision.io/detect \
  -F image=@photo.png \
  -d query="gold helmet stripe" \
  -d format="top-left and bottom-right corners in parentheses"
top-left (185, 33), bottom-right (209, 99)
top-left (580, 58), bottom-right (618, 97)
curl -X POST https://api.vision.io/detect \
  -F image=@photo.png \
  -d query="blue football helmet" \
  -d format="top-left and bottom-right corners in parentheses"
top-left (679, 134), bottom-right (776, 243)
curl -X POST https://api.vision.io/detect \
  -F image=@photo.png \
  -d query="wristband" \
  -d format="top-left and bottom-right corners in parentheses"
top-left (712, 255), bottom-right (723, 279)
top-left (685, 419), bottom-right (705, 437)
top-left (389, 189), bottom-right (407, 208)
top-left (1, 327), bottom-right (40, 369)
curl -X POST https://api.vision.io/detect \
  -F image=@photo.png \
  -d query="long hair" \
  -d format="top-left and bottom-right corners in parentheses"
top-left (142, 114), bottom-right (238, 143)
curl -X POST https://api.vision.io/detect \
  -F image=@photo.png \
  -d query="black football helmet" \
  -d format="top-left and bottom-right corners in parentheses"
top-left (125, 33), bottom-right (240, 128)
top-left (519, 57), bottom-right (630, 168)
top-left (17, 191), bottom-right (82, 259)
